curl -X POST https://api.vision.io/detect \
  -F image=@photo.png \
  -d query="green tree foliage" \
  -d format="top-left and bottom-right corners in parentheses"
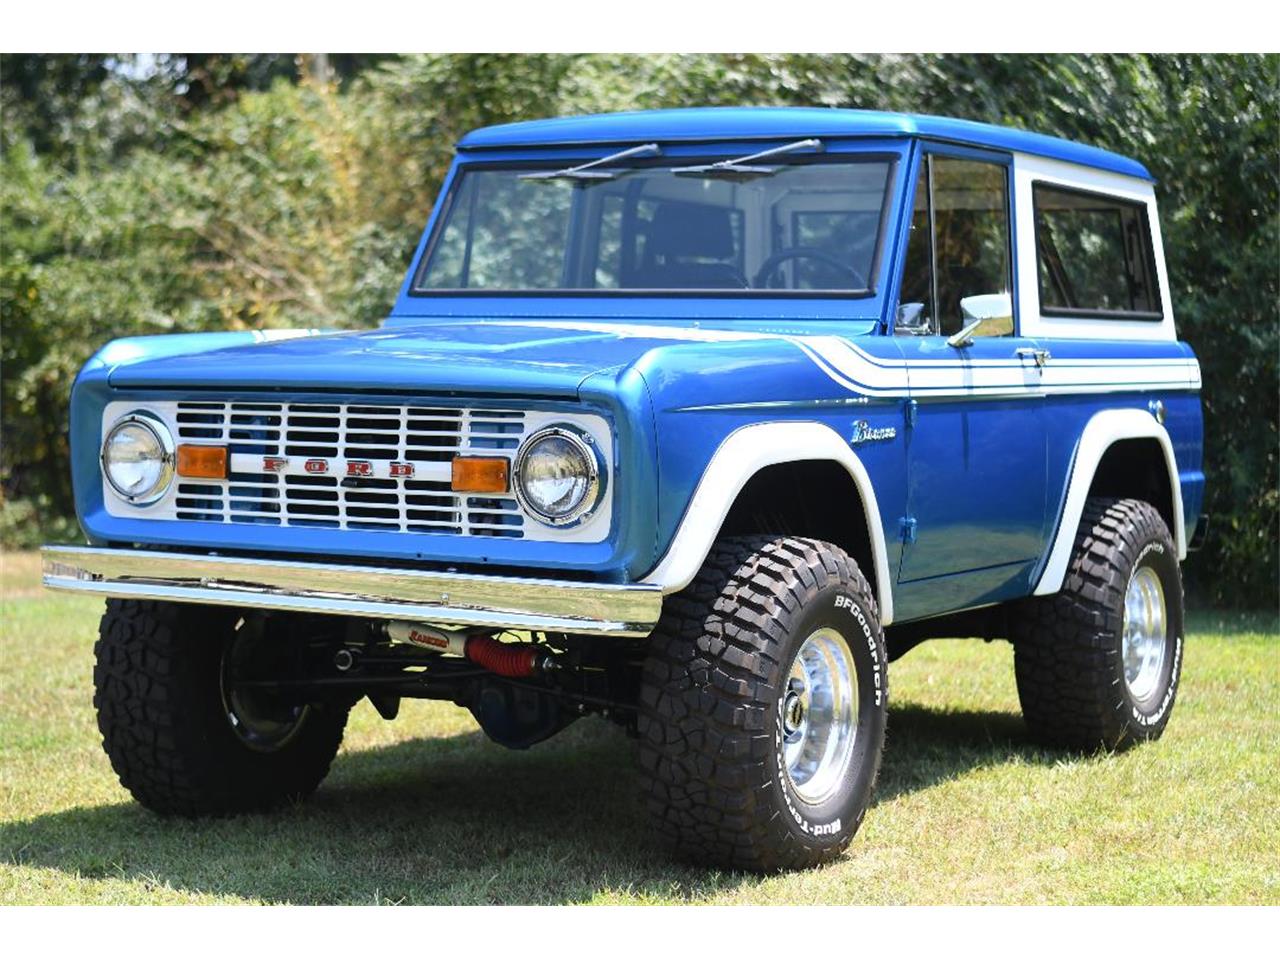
top-left (1, 54), bottom-right (1275, 606)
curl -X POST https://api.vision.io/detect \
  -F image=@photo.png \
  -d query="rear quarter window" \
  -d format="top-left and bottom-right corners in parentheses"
top-left (1032, 182), bottom-right (1162, 320)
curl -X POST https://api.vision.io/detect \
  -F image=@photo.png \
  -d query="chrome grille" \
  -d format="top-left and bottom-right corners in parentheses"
top-left (171, 401), bottom-right (526, 537)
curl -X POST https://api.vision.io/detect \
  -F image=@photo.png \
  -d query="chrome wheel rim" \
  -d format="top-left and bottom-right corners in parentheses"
top-left (1122, 566), bottom-right (1167, 701)
top-left (781, 627), bottom-right (859, 805)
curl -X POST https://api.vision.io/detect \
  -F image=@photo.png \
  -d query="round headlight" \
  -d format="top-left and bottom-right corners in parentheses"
top-left (102, 412), bottom-right (174, 505)
top-left (513, 425), bottom-right (603, 526)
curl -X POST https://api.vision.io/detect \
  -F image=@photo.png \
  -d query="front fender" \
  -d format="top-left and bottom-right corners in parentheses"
top-left (639, 421), bottom-right (896, 625)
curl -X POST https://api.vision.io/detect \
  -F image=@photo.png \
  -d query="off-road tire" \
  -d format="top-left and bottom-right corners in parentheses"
top-left (1013, 497), bottom-right (1184, 751)
top-left (637, 536), bottom-right (888, 872)
top-left (94, 599), bottom-right (349, 816)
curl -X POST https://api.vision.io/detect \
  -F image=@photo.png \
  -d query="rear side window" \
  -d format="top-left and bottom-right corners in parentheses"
top-left (1033, 183), bottom-right (1162, 319)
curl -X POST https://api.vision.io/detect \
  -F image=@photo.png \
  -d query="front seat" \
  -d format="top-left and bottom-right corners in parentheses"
top-left (631, 203), bottom-right (745, 289)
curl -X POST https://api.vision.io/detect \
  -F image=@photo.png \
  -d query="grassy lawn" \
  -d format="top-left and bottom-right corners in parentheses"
top-left (2, 548), bottom-right (1276, 905)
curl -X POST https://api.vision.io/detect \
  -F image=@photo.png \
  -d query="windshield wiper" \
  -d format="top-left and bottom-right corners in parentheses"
top-left (672, 138), bottom-right (824, 181)
top-left (519, 143), bottom-right (661, 183)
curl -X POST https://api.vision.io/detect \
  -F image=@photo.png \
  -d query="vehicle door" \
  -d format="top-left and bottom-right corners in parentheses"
top-left (892, 147), bottom-right (1049, 617)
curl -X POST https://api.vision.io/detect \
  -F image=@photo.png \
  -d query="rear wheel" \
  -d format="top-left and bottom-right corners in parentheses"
top-left (637, 536), bottom-right (888, 872)
top-left (94, 599), bottom-right (349, 816)
top-left (1013, 498), bottom-right (1184, 750)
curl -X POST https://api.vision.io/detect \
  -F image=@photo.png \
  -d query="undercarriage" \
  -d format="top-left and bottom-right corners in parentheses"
top-left (224, 611), bottom-right (647, 750)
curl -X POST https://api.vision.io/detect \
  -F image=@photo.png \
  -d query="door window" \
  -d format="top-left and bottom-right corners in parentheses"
top-left (897, 155), bottom-right (1013, 337)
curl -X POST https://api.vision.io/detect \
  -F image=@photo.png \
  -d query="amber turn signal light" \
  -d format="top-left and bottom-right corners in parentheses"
top-left (176, 444), bottom-right (228, 479)
top-left (451, 456), bottom-right (509, 493)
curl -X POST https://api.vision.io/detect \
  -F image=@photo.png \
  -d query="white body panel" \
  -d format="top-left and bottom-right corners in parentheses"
top-left (1010, 152), bottom-right (1177, 342)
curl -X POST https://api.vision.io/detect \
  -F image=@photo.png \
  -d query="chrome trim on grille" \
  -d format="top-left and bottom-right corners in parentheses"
top-left (41, 546), bottom-right (659, 637)
top-left (168, 400), bottom-right (526, 536)
top-left (100, 400), bottom-right (614, 544)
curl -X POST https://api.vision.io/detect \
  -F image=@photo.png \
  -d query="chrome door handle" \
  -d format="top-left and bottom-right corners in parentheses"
top-left (1016, 347), bottom-right (1051, 369)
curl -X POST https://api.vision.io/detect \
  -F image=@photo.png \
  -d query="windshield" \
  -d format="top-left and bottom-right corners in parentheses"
top-left (414, 155), bottom-right (893, 295)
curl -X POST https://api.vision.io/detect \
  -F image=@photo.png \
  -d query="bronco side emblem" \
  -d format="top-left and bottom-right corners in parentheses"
top-left (850, 420), bottom-right (897, 445)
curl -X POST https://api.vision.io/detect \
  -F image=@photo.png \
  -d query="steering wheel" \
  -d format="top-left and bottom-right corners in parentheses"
top-left (753, 247), bottom-right (868, 290)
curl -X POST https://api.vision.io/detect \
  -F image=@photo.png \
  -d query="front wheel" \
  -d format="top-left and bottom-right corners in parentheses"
top-left (94, 600), bottom-right (349, 816)
top-left (637, 536), bottom-right (888, 872)
top-left (1013, 498), bottom-right (1185, 750)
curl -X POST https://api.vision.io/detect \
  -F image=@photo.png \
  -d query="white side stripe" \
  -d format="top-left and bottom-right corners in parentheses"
top-left (491, 320), bottom-right (1201, 398)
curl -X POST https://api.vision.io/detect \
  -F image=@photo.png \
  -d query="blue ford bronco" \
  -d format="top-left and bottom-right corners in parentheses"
top-left (44, 108), bottom-right (1205, 872)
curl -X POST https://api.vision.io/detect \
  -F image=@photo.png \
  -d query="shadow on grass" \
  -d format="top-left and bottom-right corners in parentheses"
top-left (1, 701), bottom-right (1052, 904)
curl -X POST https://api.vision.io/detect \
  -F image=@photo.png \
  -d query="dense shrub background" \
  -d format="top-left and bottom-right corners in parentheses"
top-left (2, 54), bottom-right (1276, 608)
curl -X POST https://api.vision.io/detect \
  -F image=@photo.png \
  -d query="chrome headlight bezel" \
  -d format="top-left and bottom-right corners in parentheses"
top-left (512, 424), bottom-right (605, 528)
top-left (101, 411), bottom-right (175, 506)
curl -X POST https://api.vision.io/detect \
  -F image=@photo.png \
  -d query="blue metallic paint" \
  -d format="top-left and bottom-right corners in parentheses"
top-left (107, 322), bottom-right (663, 397)
top-left (72, 363), bottom-right (660, 581)
top-left (626, 333), bottom-right (911, 582)
top-left (68, 110), bottom-right (1203, 627)
top-left (455, 108), bottom-right (1153, 181)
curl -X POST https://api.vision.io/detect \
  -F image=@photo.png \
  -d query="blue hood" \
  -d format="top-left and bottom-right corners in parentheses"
top-left (73, 315), bottom-right (884, 581)
top-left (104, 321), bottom-right (665, 397)
top-left (102, 318), bottom-right (880, 397)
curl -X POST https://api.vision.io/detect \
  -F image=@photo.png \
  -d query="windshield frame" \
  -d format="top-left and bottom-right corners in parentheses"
top-left (407, 146), bottom-right (900, 302)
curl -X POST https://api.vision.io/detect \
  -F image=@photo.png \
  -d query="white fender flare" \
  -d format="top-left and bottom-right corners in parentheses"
top-left (1033, 409), bottom-right (1186, 596)
top-left (639, 421), bottom-right (895, 625)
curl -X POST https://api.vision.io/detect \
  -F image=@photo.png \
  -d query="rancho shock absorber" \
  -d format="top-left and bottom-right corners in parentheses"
top-left (382, 622), bottom-right (555, 678)
top-left (384, 621), bottom-right (469, 656)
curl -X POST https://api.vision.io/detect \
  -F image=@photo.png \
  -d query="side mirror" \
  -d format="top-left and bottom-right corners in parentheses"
top-left (895, 302), bottom-right (932, 336)
top-left (948, 293), bottom-right (1014, 347)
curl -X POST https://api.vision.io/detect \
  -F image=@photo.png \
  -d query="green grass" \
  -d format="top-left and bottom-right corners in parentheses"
top-left (2, 549), bottom-right (1277, 904)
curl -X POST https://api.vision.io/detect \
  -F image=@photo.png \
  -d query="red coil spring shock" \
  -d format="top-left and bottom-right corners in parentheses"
top-left (464, 634), bottom-right (541, 678)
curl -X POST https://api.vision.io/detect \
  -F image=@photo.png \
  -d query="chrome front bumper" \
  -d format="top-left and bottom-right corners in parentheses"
top-left (41, 546), bottom-right (662, 637)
